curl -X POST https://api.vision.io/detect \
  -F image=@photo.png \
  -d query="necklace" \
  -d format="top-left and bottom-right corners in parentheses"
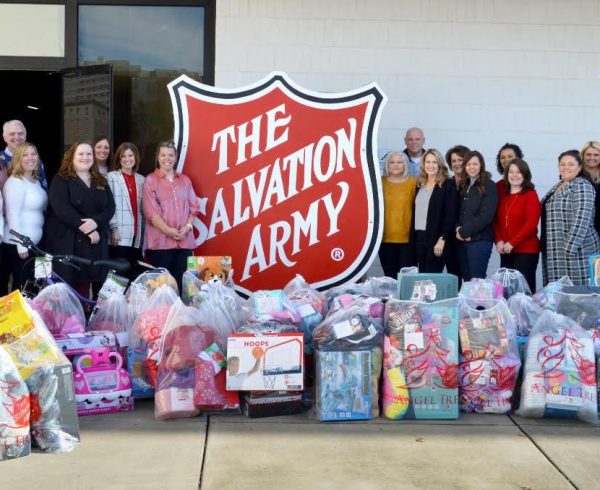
top-left (504, 193), bottom-right (520, 230)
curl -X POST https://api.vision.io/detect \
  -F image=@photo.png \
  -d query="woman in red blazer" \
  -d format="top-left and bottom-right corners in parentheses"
top-left (493, 158), bottom-right (541, 292)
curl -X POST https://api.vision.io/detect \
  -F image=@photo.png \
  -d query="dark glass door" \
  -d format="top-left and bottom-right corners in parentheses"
top-left (61, 64), bottom-right (113, 151)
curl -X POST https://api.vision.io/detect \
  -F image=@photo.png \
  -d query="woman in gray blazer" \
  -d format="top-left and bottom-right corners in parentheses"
top-left (107, 142), bottom-right (145, 278)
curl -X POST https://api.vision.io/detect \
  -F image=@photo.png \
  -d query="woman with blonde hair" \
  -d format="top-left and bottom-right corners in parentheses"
top-left (0, 142), bottom-right (47, 294)
top-left (378, 151), bottom-right (417, 278)
top-left (411, 149), bottom-right (458, 273)
top-left (581, 141), bottom-right (600, 235)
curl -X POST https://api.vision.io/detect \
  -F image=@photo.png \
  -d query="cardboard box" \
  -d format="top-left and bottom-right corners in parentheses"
top-left (397, 273), bottom-right (458, 301)
top-left (242, 391), bottom-right (303, 418)
top-left (226, 333), bottom-right (304, 391)
top-left (54, 331), bottom-right (118, 356)
top-left (316, 350), bottom-right (372, 421)
top-left (76, 396), bottom-right (134, 417)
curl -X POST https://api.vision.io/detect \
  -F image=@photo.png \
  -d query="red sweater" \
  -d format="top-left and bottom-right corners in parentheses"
top-left (493, 188), bottom-right (541, 253)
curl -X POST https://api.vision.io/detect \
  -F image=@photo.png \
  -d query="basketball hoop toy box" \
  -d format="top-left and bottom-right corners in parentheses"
top-left (226, 333), bottom-right (304, 392)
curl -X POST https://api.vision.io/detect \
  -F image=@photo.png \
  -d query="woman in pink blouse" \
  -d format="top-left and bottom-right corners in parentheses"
top-left (142, 141), bottom-right (200, 291)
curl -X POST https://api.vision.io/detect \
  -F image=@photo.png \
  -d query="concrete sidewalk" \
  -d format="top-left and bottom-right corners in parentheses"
top-left (3, 400), bottom-right (599, 489)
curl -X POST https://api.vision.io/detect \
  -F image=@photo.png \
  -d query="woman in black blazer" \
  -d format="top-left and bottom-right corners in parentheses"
top-left (44, 141), bottom-right (115, 297)
top-left (411, 149), bottom-right (458, 273)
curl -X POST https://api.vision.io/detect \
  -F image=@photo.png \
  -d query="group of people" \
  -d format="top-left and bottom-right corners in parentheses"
top-left (380, 127), bottom-right (600, 291)
top-left (0, 119), bottom-right (200, 296)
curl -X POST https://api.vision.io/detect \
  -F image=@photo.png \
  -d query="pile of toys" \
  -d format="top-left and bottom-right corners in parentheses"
top-left (6, 251), bottom-right (600, 464)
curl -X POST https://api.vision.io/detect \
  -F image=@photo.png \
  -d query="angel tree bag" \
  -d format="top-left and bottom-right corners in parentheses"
top-left (517, 310), bottom-right (597, 423)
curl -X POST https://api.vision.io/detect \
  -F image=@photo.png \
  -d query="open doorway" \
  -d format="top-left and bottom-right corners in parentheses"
top-left (0, 71), bottom-right (62, 183)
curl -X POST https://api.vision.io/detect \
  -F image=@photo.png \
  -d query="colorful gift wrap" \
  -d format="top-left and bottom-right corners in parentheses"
top-left (383, 299), bottom-right (459, 420)
top-left (315, 350), bottom-right (372, 421)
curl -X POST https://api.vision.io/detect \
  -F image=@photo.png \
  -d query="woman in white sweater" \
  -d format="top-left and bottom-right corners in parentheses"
top-left (0, 142), bottom-right (47, 294)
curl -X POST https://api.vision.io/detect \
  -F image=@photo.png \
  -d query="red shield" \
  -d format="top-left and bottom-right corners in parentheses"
top-left (168, 73), bottom-right (386, 295)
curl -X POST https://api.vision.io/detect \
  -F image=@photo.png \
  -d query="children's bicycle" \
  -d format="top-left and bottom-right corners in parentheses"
top-left (9, 229), bottom-right (131, 304)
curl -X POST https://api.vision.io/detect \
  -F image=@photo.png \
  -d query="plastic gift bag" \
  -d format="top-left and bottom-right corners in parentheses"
top-left (459, 278), bottom-right (504, 300)
top-left (383, 298), bottom-right (459, 420)
top-left (0, 291), bottom-right (79, 453)
top-left (517, 310), bottom-right (597, 423)
top-left (457, 298), bottom-right (521, 414)
top-left (248, 289), bottom-right (300, 323)
top-left (490, 268), bottom-right (532, 298)
top-left (129, 268), bottom-right (178, 297)
top-left (532, 276), bottom-right (573, 311)
top-left (128, 284), bottom-right (178, 396)
top-left (182, 271), bottom-right (208, 307)
top-left (87, 292), bottom-right (131, 348)
top-left (283, 275), bottom-right (326, 353)
top-left (361, 276), bottom-right (398, 299)
top-left (555, 286), bottom-right (600, 355)
top-left (313, 306), bottom-right (383, 420)
top-left (155, 300), bottom-right (219, 419)
top-left (506, 293), bottom-right (544, 361)
top-left (30, 283), bottom-right (86, 336)
top-left (0, 345), bottom-right (30, 461)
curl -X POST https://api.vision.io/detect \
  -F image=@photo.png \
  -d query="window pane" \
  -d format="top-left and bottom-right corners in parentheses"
top-left (78, 5), bottom-right (205, 171)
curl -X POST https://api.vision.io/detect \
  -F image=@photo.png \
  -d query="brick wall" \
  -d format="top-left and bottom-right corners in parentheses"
top-left (215, 0), bottom-right (600, 282)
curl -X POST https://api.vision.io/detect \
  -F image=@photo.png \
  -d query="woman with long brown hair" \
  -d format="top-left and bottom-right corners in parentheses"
top-left (455, 150), bottom-right (498, 281)
top-left (44, 141), bottom-right (115, 296)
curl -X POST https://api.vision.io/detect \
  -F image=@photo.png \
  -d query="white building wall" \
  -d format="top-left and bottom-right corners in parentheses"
top-left (215, 0), bottom-right (600, 279)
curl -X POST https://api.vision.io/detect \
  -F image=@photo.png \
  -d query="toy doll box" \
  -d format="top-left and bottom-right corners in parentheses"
top-left (317, 350), bottom-right (372, 421)
top-left (226, 333), bottom-right (304, 391)
top-left (54, 331), bottom-right (118, 356)
top-left (397, 273), bottom-right (459, 302)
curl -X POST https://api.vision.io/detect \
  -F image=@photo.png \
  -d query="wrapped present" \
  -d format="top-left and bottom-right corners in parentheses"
top-left (383, 298), bottom-right (459, 420)
top-left (517, 310), bottom-right (597, 423)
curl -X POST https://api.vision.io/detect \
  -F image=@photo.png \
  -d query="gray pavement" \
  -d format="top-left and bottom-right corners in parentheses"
top-left (2, 399), bottom-right (598, 489)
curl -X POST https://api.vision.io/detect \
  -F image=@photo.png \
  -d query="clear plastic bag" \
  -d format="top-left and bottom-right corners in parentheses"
top-left (457, 297), bottom-right (521, 414)
top-left (283, 275), bottom-right (326, 353)
top-left (87, 292), bottom-right (131, 347)
top-left (182, 271), bottom-right (208, 307)
top-left (459, 278), bottom-right (504, 300)
top-left (490, 268), bottom-right (532, 298)
top-left (555, 287), bottom-right (600, 356)
top-left (155, 300), bottom-right (220, 420)
top-left (30, 283), bottom-right (86, 336)
top-left (129, 268), bottom-right (178, 297)
top-left (313, 306), bottom-right (383, 420)
top-left (128, 285), bottom-right (178, 396)
top-left (507, 293), bottom-right (544, 337)
top-left (517, 310), bottom-right (597, 424)
top-left (0, 291), bottom-right (79, 453)
top-left (248, 289), bottom-right (300, 323)
top-left (532, 276), bottom-right (573, 311)
top-left (382, 298), bottom-right (459, 420)
top-left (0, 345), bottom-right (30, 461)
top-left (361, 276), bottom-right (398, 299)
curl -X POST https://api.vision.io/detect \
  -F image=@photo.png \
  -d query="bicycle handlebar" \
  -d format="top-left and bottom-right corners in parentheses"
top-left (9, 229), bottom-right (131, 274)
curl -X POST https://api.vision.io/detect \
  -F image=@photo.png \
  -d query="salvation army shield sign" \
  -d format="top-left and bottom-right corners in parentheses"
top-left (168, 72), bottom-right (386, 295)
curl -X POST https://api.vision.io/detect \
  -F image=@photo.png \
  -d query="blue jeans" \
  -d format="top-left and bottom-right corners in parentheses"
top-left (457, 240), bottom-right (492, 282)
